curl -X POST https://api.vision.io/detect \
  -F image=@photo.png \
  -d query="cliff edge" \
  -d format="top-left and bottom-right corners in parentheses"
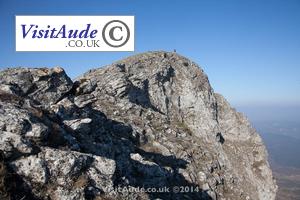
top-left (0, 51), bottom-right (277, 200)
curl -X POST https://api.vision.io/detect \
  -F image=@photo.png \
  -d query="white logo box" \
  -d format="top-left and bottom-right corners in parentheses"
top-left (16, 16), bottom-right (134, 52)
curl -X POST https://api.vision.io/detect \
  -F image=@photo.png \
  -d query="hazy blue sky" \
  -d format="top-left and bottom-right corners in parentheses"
top-left (0, 0), bottom-right (300, 108)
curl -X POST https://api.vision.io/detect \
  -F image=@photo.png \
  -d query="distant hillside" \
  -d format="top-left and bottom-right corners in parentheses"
top-left (253, 121), bottom-right (300, 200)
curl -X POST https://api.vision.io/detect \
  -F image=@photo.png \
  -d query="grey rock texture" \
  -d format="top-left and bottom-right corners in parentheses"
top-left (0, 51), bottom-right (277, 200)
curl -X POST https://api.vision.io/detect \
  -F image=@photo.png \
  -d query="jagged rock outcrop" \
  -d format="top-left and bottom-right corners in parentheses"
top-left (0, 51), bottom-right (277, 200)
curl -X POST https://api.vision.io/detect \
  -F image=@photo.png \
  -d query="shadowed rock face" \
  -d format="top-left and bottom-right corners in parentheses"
top-left (0, 51), bottom-right (277, 200)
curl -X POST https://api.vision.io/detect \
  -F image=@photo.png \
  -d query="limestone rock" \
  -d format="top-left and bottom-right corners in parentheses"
top-left (11, 155), bottom-right (48, 184)
top-left (0, 67), bottom-right (73, 106)
top-left (0, 51), bottom-right (277, 200)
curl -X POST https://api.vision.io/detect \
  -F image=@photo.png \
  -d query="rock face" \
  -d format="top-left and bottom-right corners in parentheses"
top-left (0, 52), bottom-right (277, 200)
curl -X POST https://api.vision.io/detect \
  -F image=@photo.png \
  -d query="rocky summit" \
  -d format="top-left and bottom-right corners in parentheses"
top-left (0, 51), bottom-right (277, 200)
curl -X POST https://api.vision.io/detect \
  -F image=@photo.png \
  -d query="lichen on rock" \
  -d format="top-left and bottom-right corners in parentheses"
top-left (0, 51), bottom-right (277, 200)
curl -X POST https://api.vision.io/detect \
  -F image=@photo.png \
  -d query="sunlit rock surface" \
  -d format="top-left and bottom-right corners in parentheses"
top-left (0, 51), bottom-right (277, 200)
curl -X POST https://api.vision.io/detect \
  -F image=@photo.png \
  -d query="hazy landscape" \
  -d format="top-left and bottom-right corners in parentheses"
top-left (238, 106), bottom-right (300, 200)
